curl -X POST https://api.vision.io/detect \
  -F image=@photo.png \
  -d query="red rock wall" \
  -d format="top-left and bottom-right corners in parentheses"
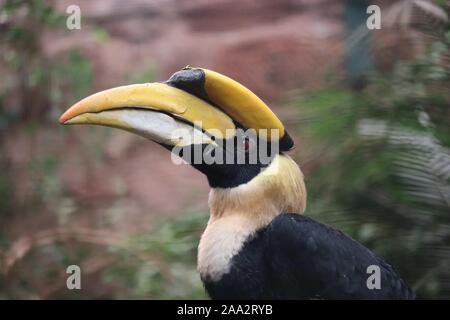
top-left (46, 0), bottom-right (345, 101)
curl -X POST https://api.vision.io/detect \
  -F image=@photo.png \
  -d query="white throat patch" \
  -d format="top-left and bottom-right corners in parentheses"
top-left (197, 154), bottom-right (306, 281)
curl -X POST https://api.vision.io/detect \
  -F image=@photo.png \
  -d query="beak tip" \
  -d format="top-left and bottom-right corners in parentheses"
top-left (58, 113), bottom-right (69, 125)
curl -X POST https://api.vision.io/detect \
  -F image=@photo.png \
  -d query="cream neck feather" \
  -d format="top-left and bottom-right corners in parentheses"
top-left (208, 154), bottom-right (306, 227)
top-left (198, 154), bottom-right (306, 281)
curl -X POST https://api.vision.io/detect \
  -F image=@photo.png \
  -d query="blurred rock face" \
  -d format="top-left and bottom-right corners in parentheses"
top-left (48, 0), bottom-right (416, 99)
top-left (47, 0), bottom-right (344, 101)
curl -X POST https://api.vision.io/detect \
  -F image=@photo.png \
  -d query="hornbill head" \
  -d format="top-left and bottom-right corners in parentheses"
top-left (60, 67), bottom-right (302, 196)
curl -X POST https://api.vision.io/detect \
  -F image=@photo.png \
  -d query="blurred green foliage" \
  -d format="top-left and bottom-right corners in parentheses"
top-left (105, 212), bottom-right (208, 299)
top-left (0, 0), bottom-right (92, 221)
top-left (0, 0), bottom-right (93, 298)
top-left (0, 0), bottom-right (92, 126)
top-left (294, 30), bottom-right (450, 299)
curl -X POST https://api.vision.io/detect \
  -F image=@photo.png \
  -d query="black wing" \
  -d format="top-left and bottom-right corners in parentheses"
top-left (264, 213), bottom-right (415, 299)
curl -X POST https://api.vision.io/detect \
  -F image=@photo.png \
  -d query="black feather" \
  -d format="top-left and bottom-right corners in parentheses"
top-left (203, 213), bottom-right (415, 299)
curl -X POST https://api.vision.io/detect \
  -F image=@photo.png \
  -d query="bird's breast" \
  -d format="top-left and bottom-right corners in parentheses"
top-left (197, 214), bottom-right (257, 282)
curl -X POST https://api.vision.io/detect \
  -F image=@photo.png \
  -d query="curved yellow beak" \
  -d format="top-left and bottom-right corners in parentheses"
top-left (60, 67), bottom-right (294, 151)
top-left (59, 82), bottom-right (236, 142)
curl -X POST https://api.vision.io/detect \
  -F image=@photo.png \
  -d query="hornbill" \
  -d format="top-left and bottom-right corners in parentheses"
top-left (59, 67), bottom-right (415, 299)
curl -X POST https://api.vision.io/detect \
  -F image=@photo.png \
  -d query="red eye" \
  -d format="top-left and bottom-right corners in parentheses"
top-left (242, 137), bottom-right (250, 152)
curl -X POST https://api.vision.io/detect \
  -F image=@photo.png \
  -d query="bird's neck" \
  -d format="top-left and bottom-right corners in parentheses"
top-left (198, 154), bottom-right (306, 281)
top-left (208, 154), bottom-right (306, 228)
